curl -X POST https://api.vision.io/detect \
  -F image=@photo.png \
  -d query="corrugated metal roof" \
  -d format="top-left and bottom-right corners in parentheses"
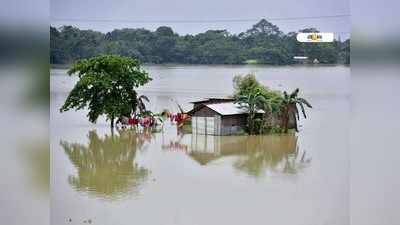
top-left (190, 97), bottom-right (235, 104)
top-left (206, 102), bottom-right (264, 116)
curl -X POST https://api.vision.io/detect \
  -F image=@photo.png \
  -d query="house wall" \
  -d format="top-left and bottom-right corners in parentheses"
top-left (192, 116), bottom-right (222, 135)
top-left (221, 114), bottom-right (247, 127)
top-left (219, 115), bottom-right (247, 135)
top-left (192, 108), bottom-right (248, 135)
top-left (191, 105), bottom-right (296, 135)
top-left (191, 106), bottom-right (219, 117)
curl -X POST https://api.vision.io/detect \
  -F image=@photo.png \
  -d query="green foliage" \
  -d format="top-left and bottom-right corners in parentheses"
top-left (233, 74), bottom-right (261, 97)
top-left (234, 74), bottom-right (281, 96)
top-left (233, 74), bottom-right (282, 112)
top-left (59, 55), bottom-right (152, 127)
top-left (268, 125), bottom-right (286, 134)
top-left (233, 74), bottom-right (312, 134)
top-left (235, 74), bottom-right (282, 134)
top-left (278, 88), bottom-right (312, 132)
top-left (237, 89), bottom-right (267, 134)
top-left (50, 20), bottom-right (350, 65)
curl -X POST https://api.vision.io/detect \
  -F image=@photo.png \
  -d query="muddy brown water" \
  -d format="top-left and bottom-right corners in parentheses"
top-left (51, 65), bottom-right (350, 225)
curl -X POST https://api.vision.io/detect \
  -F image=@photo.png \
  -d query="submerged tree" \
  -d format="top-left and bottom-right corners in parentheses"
top-left (234, 74), bottom-right (282, 134)
top-left (237, 89), bottom-right (267, 135)
top-left (279, 88), bottom-right (312, 132)
top-left (233, 74), bottom-right (312, 134)
top-left (59, 55), bottom-right (152, 128)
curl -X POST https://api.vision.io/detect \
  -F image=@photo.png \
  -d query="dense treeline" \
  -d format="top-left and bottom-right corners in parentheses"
top-left (51, 19), bottom-right (350, 65)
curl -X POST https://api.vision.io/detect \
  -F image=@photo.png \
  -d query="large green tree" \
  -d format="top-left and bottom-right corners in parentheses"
top-left (60, 55), bottom-right (152, 128)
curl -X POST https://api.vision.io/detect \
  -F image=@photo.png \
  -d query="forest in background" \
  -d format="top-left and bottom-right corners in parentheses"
top-left (50, 19), bottom-right (350, 65)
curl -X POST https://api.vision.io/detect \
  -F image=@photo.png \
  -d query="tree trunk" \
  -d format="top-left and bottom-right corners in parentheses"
top-left (283, 108), bottom-right (289, 133)
top-left (248, 114), bottom-right (254, 135)
top-left (294, 116), bottom-right (299, 132)
top-left (110, 116), bottom-right (115, 129)
top-left (260, 114), bottom-right (267, 134)
top-left (283, 117), bottom-right (288, 133)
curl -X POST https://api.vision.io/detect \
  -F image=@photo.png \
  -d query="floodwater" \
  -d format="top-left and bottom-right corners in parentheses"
top-left (51, 65), bottom-right (350, 225)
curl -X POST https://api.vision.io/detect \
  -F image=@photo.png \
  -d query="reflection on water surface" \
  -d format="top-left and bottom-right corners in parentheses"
top-left (188, 133), bottom-right (311, 177)
top-left (61, 128), bottom-right (311, 200)
top-left (60, 129), bottom-right (152, 201)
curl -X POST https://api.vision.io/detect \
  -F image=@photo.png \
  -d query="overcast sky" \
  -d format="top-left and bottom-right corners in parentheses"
top-left (51, 0), bottom-right (350, 38)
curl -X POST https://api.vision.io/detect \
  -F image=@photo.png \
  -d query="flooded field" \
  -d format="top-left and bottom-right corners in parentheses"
top-left (51, 65), bottom-right (350, 225)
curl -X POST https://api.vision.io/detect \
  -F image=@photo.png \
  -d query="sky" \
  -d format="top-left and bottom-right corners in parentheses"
top-left (51, 0), bottom-right (350, 38)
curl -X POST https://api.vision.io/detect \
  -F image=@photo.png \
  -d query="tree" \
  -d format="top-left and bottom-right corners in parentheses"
top-left (340, 39), bottom-right (350, 64)
top-left (237, 88), bottom-right (267, 134)
top-left (233, 74), bottom-right (312, 134)
top-left (155, 26), bottom-right (174, 36)
top-left (256, 96), bottom-right (276, 134)
top-left (233, 74), bottom-right (261, 97)
top-left (278, 88), bottom-right (312, 132)
top-left (59, 55), bottom-right (152, 128)
top-left (240, 19), bottom-right (283, 37)
top-left (234, 74), bottom-right (285, 134)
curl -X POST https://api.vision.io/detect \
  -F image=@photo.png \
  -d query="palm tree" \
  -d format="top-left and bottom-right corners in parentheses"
top-left (278, 88), bottom-right (312, 132)
top-left (237, 89), bottom-right (267, 134)
top-left (136, 95), bottom-right (150, 115)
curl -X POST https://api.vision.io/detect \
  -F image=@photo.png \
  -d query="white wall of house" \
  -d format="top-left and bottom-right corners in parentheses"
top-left (192, 116), bottom-right (221, 135)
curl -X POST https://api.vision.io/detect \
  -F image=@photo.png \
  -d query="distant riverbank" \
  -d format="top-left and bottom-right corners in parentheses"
top-left (51, 63), bottom-right (349, 70)
top-left (51, 19), bottom-right (350, 65)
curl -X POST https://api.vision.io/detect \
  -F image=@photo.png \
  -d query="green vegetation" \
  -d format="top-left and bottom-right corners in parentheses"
top-left (237, 89), bottom-right (267, 135)
top-left (280, 88), bottom-right (312, 133)
top-left (269, 125), bottom-right (286, 134)
top-left (233, 74), bottom-right (312, 134)
top-left (51, 19), bottom-right (350, 65)
top-left (59, 55), bottom-right (152, 128)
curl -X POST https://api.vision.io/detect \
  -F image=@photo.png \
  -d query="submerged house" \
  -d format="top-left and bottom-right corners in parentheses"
top-left (188, 98), bottom-right (263, 135)
top-left (188, 98), bottom-right (296, 135)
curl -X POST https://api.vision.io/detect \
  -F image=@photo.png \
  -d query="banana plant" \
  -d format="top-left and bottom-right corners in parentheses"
top-left (237, 88), bottom-right (268, 134)
top-left (279, 88), bottom-right (312, 132)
